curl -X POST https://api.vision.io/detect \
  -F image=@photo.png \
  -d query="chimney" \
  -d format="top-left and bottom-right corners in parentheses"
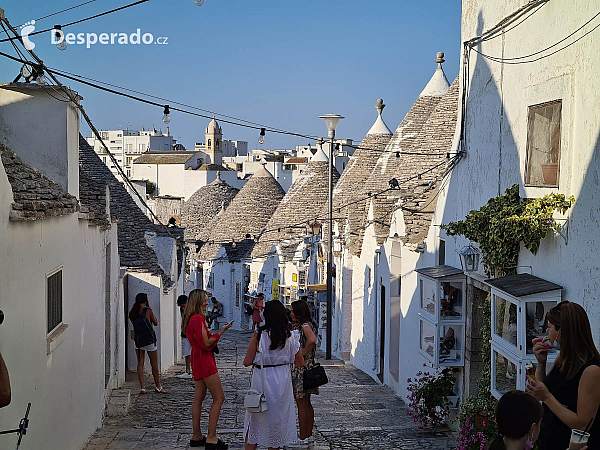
top-left (0, 83), bottom-right (81, 197)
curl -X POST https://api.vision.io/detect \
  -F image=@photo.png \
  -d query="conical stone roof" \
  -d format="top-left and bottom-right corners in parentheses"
top-left (197, 167), bottom-right (285, 261)
top-left (180, 172), bottom-right (239, 243)
top-left (252, 158), bottom-right (340, 260)
top-left (329, 99), bottom-right (393, 240)
top-left (348, 53), bottom-right (451, 255)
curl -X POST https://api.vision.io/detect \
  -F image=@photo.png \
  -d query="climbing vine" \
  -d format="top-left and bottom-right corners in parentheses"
top-left (441, 184), bottom-right (574, 277)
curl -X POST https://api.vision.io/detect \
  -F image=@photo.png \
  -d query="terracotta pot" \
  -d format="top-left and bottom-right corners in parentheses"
top-left (475, 411), bottom-right (489, 428)
top-left (541, 163), bottom-right (558, 185)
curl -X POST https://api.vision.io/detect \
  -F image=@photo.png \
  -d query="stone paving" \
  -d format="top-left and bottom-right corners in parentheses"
top-left (83, 330), bottom-right (455, 449)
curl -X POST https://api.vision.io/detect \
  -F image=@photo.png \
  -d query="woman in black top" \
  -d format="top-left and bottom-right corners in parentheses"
top-left (526, 301), bottom-right (600, 449)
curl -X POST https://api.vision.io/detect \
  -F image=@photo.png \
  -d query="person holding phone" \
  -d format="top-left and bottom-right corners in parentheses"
top-left (526, 301), bottom-right (600, 449)
top-left (251, 293), bottom-right (264, 332)
top-left (183, 289), bottom-right (233, 449)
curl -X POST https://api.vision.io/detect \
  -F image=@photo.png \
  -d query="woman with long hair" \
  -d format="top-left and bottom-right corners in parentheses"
top-left (288, 299), bottom-right (318, 448)
top-left (243, 300), bottom-right (304, 450)
top-left (526, 301), bottom-right (600, 449)
top-left (489, 390), bottom-right (543, 450)
top-left (128, 293), bottom-right (167, 394)
top-left (183, 289), bottom-right (232, 449)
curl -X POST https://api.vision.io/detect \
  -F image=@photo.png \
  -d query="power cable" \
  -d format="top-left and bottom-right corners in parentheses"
top-left (480, 1), bottom-right (548, 42)
top-left (471, 16), bottom-right (600, 65)
top-left (42, 67), bottom-right (312, 136)
top-left (0, 0), bottom-right (100, 37)
top-left (0, 0), bottom-right (150, 44)
top-left (0, 14), bottom-right (180, 242)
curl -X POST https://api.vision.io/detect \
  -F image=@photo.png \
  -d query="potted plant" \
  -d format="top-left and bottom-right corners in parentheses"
top-left (406, 365), bottom-right (456, 428)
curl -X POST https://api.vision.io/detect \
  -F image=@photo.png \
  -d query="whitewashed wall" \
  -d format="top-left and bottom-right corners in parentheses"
top-left (453, 0), bottom-right (600, 337)
top-left (127, 273), bottom-right (178, 372)
top-left (133, 164), bottom-right (245, 200)
top-left (0, 182), bottom-right (121, 450)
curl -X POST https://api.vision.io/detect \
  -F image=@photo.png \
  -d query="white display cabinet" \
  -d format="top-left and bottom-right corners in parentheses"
top-left (486, 273), bottom-right (562, 399)
top-left (487, 273), bottom-right (562, 359)
top-left (491, 341), bottom-right (558, 400)
top-left (416, 265), bottom-right (466, 323)
top-left (416, 265), bottom-right (466, 367)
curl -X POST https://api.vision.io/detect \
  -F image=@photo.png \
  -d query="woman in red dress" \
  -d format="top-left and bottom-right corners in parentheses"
top-left (183, 289), bottom-right (233, 449)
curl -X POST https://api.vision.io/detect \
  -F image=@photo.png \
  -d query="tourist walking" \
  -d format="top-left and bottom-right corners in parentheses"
top-left (526, 301), bottom-right (600, 449)
top-left (243, 300), bottom-right (304, 450)
top-left (184, 289), bottom-right (233, 449)
top-left (128, 293), bottom-right (168, 394)
top-left (288, 299), bottom-right (318, 448)
top-left (251, 292), bottom-right (264, 332)
top-left (176, 294), bottom-right (192, 379)
top-left (489, 390), bottom-right (543, 450)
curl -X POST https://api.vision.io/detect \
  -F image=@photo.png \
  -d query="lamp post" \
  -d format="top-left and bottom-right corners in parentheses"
top-left (319, 113), bottom-right (344, 360)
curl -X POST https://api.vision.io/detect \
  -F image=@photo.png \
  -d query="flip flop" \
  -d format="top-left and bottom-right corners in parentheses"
top-left (154, 386), bottom-right (169, 394)
top-left (205, 438), bottom-right (228, 449)
top-left (139, 388), bottom-right (147, 394)
top-left (190, 436), bottom-right (207, 447)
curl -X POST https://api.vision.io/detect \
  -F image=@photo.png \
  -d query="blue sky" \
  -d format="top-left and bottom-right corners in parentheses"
top-left (0, 0), bottom-right (461, 150)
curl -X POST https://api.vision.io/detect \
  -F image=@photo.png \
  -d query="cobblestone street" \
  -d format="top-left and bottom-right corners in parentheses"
top-left (83, 331), bottom-right (455, 449)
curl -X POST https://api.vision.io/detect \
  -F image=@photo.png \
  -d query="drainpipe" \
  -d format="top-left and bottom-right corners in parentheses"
top-left (373, 249), bottom-right (381, 372)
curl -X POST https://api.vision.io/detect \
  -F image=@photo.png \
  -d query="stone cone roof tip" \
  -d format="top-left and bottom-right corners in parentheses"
top-left (252, 165), bottom-right (274, 178)
top-left (367, 99), bottom-right (392, 136)
top-left (311, 146), bottom-right (328, 162)
top-left (419, 52), bottom-right (450, 97)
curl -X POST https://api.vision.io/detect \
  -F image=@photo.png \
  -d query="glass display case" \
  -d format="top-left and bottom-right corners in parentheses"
top-left (419, 317), bottom-right (435, 360)
top-left (418, 316), bottom-right (465, 367)
top-left (486, 274), bottom-right (563, 399)
top-left (489, 274), bottom-right (562, 359)
top-left (416, 266), bottom-right (466, 368)
top-left (491, 341), bottom-right (558, 399)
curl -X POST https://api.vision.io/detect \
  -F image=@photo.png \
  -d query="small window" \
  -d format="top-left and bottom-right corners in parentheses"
top-left (47, 268), bottom-right (63, 334)
top-left (438, 239), bottom-right (446, 266)
top-left (525, 100), bottom-right (561, 187)
top-left (222, 279), bottom-right (226, 285)
top-left (273, 268), bottom-right (278, 279)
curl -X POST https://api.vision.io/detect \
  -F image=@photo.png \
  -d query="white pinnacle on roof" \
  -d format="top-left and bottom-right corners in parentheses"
top-left (419, 52), bottom-right (450, 97)
top-left (367, 99), bottom-right (392, 135)
top-left (311, 145), bottom-right (329, 162)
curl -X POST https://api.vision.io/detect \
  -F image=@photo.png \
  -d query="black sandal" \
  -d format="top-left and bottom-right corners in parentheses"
top-left (205, 438), bottom-right (228, 449)
top-left (190, 436), bottom-right (206, 447)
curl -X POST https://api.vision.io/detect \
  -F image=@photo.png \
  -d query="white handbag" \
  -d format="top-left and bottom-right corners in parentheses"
top-left (244, 344), bottom-right (268, 413)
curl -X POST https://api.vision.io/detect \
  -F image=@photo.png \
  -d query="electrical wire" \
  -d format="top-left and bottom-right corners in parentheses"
top-left (42, 67), bottom-right (314, 137)
top-left (471, 17), bottom-right (600, 65)
top-left (0, 0), bottom-right (100, 37)
top-left (0, 0), bottom-right (150, 44)
top-left (480, 1), bottom-right (548, 43)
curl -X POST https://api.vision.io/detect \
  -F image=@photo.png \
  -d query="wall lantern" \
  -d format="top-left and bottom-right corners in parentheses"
top-left (459, 244), bottom-right (480, 273)
top-left (309, 221), bottom-right (322, 237)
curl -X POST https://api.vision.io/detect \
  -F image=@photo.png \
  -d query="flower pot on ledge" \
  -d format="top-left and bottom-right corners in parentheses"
top-left (541, 163), bottom-right (558, 185)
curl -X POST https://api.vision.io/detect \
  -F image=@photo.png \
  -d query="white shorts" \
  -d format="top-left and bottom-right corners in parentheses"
top-left (182, 337), bottom-right (191, 357)
top-left (136, 342), bottom-right (157, 352)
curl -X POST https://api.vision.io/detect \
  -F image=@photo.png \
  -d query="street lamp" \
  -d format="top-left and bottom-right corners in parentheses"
top-left (319, 113), bottom-right (344, 360)
top-left (459, 244), bottom-right (481, 273)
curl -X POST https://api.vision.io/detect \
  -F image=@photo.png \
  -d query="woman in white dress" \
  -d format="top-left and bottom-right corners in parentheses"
top-left (243, 300), bottom-right (304, 450)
